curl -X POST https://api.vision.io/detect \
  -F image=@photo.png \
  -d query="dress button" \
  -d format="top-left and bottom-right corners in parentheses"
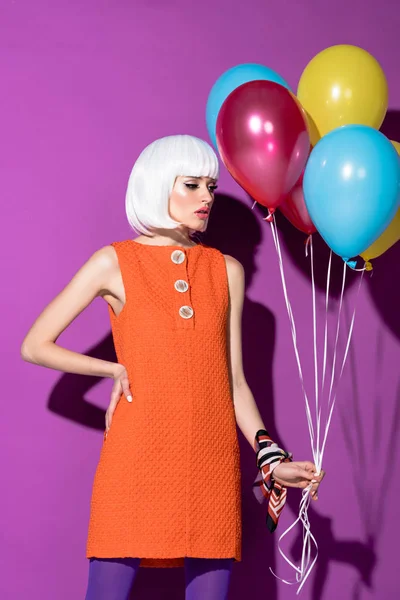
top-left (171, 250), bottom-right (185, 264)
top-left (174, 279), bottom-right (189, 293)
top-left (179, 305), bottom-right (194, 319)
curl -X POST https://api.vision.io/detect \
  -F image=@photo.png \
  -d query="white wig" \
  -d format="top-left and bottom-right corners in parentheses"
top-left (125, 134), bottom-right (219, 235)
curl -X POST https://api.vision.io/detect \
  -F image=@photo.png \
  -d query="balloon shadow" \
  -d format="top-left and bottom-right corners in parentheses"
top-left (364, 109), bottom-right (400, 342)
top-left (284, 286), bottom-right (400, 599)
top-left (380, 109), bottom-right (400, 143)
top-left (358, 110), bottom-right (400, 339)
top-left (288, 504), bottom-right (376, 600)
top-left (335, 300), bottom-right (400, 599)
top-left (365, 239), bottom-right (400, 339)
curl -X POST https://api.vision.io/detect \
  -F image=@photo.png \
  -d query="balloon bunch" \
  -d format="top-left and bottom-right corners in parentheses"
top-left (206, 47), bottom-right (400, 593)
top-left (206, 46), bottom-right (400, 268)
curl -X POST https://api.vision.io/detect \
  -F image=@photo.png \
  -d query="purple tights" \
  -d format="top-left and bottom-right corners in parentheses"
top-left (85, 556), bottom-right (233, 600)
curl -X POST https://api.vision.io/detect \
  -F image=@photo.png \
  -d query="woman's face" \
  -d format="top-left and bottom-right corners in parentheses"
top-left (169, 175), bottom-right (218, 232)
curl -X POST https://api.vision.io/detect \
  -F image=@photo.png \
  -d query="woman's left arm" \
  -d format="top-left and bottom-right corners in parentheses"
top-left (224, 254), bottom-right (325, 499)
top-left (224, 254), bottom-right (267, 451)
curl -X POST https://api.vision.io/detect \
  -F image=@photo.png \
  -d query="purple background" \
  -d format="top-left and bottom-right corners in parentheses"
top-left (2, 1), bottom-right (400, 598)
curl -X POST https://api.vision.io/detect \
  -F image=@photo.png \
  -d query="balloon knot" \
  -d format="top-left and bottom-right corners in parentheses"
top-left (345, 259), bottom-right (358, 270)
top-left (263, 208), bottom-right (275, 222)
top-left (365, 261), bottom-right (373, 272)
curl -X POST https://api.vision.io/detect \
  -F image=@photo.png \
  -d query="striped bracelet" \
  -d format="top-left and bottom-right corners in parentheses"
top-left (252, 429), bottom-right (293, 532)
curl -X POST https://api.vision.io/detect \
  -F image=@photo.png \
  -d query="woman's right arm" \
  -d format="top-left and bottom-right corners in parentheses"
top-left (21, 245), bottom-right (122, 380)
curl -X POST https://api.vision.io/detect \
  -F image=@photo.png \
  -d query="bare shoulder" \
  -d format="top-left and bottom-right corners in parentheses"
top-left (90, 244), bottom-right (119, 269)
top-left (223, 255), bottom-right (245, 301)
top-left (65, 244), bottom-right (122, 302)
top-left (85, 244), bottom-right (121, 280)
top-left (86, 244), bottom-right (124, 295)
top-left (223, 254), bottom-right (245, 280)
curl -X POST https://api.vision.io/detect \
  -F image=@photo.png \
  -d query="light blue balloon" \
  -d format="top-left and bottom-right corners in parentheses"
top-left (206, 63), bottom-right (291, 148)
top-left (303, 125), bottom-right (400, 261)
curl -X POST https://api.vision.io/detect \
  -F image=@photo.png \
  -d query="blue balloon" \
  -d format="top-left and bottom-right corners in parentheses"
top-left (303, 125), bottom-right (400, 261)
top-left (206, 63), bottom-right (291, 148)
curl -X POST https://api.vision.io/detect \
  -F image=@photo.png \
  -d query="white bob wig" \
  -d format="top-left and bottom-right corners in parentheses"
top-left (125, 134), bottom-right (219, 236)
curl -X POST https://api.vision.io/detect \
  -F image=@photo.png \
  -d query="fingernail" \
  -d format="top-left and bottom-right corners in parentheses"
top-left (127, 395), bottom-right (133, 402)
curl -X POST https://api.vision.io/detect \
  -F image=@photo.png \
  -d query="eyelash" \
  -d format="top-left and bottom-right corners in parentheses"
top-left (185, 183), bottom-right (218, 192)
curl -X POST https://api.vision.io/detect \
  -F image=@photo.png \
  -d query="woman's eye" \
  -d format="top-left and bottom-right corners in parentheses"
top-left (184, 183), bottom-right (218, 192)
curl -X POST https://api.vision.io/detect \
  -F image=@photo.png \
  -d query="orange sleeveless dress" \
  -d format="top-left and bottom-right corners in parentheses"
top-left (86, 239), bottom-right (242, 568)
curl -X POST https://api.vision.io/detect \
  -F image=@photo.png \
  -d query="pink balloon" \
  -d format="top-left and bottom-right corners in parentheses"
top-left (279, 174), bottom-right (316, 235)
top-left (216, 80), bottom-right (310, 212)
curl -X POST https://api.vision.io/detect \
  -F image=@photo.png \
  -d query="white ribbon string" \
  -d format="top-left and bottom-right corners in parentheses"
top-left (269, 486), bottom-right (319, 594)
top-left (309, 236), bottom-right (320, 468)
top-left (264, 214), bottom-right (318, 592)
top-left (318, 270), bottom-right (364, 466)
top-left (266, 214), bottom-right (315, 448)
top-left (321, 251), bottom-right (332, 405)
top-left (263, 212), bottom-right (364, 593)
top-left (326, 262), bottom-right (347, 415)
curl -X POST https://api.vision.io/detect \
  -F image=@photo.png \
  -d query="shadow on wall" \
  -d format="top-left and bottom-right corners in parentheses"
top-left (48, 193), bottom-right (382, 598)
top-left (367, 109), bottom-right (400, 341)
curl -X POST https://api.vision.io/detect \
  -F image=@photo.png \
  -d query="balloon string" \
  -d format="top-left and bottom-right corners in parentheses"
top-left (344, 259), bottom-right (368, 272)
top-left (264, 215), bottom-right (364, 592)
top-left (321, 251), bottom-right (332, 405)
top-left (269, 486), bottom-right (319, 595)
top-left (264, 213), bottom-right (319, 592)
top-left (318, 269), bottom-right (364, 466)
top-left (326, 262), bottom-right (346, 417)
top-left (265, 213), bottom-right (315, 446)
top-left (309, 236), bottom-right (320, 467)
top-left (306, 236), bottom-right (323, 467)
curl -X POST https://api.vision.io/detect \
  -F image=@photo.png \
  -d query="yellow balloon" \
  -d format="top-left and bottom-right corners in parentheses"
top-left (289, 91), bottom-right (321, 147)
top-left (391, 140), bottom-right (400, 154)
top-left (297, 45), bottom-right (388, 138)
top-left (360, 140), bottom-right (400, 264)
top-left (304, 109), bottom-right (321, 148)
top-left (361, 208), bottom-right (400, 263)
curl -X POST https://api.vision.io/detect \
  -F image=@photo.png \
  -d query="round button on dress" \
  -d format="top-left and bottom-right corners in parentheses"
top-left (174, 279), bottom-right (189, 293)
top-left (179, 305), bottom-right (194, 319)
top-left (171, 250), bottom-right (185, 264)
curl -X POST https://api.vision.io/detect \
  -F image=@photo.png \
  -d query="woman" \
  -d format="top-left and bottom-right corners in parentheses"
top-left (21, 134), bottom-right (324, 599)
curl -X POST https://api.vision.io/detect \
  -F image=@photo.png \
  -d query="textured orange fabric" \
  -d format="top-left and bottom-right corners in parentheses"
top-left (86, 240), bottom-right (242, 568)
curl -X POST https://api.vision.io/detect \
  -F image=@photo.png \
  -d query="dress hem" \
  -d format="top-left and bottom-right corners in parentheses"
top-left (86, 551), bottom-right (241, 568)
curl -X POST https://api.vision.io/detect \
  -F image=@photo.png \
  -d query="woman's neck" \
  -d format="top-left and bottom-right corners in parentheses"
top-left (133, 230), bottom-right (198, 248)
